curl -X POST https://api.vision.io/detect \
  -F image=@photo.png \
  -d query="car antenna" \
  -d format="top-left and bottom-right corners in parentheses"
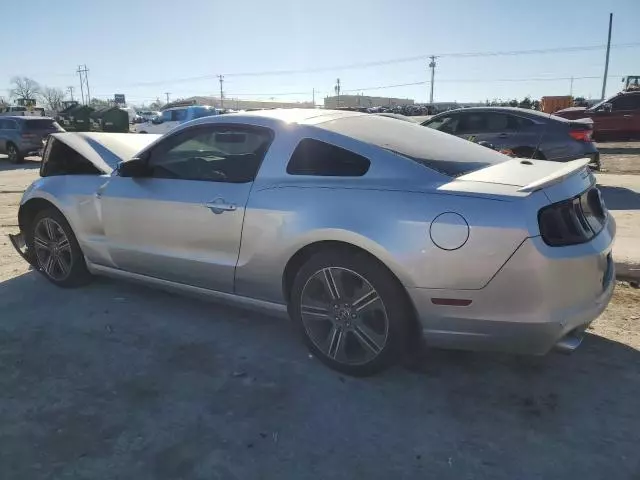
top-left (531, 108), bottom-right (555, 160)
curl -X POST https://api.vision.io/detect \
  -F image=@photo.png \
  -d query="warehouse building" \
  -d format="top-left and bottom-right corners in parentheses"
top-left (164, 96), bottom-right (315, 111)
top-left (324, 94), bottom-right (414, 109)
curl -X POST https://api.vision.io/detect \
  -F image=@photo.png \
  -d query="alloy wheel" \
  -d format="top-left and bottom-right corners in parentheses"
top-left (33, 217), bottom-right (73, 281)
top-left (300, 267), bottom-right (389, 365)
top-left (7, 145), bottom-right (17, 163)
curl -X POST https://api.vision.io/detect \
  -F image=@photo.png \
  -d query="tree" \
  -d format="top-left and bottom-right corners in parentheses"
top-left (518, 96), bottom-right (532, 109)
top-left (0, 96), bottom-right (8, 108)
top-left (508, 99), bottom-right (519, 107)
top-left (148, 99), bottom-right (164, 110)
top-left (532, 99), bottom-right (541, 111)
top-left (39, 87), bottom-right (65, 112)
top-left (90, 98), bottom-right (109, 108)
top-left (10, 76), bottom-right (40, 100)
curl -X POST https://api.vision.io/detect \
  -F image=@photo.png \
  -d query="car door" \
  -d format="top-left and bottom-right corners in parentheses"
top-left (590, 94), bottom-right (640, 135)
top-left (99, 123), bottom-right (274, 293)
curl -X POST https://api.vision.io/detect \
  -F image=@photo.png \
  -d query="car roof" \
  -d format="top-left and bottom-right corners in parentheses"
top-left (428, 106), bottom-right (567, 122)
top-left (0, 116), bottom-right (55, 121)
top-left (221, 108), bottom-right (363, 125)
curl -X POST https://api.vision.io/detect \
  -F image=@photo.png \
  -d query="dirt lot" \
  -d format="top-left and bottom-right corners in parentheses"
top-left (0, 158), bottom-right (639, 479)
top-left (597, 141), bottom-right (640, 175)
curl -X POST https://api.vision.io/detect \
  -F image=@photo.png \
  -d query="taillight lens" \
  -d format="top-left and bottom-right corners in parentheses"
top-left (569, 129), bottom-right (592, 142)
top-left (538, 187), bottom-right (606, 246)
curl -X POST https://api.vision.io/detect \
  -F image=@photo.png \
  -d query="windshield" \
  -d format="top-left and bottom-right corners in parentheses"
top-left (23, 119), bottom-right (62, 131)
top-left (320, 114), bottom-right (508, 177)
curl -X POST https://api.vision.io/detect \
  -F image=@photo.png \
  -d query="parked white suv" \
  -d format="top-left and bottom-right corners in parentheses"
top-left (133, 105), bottom-right (220, 134)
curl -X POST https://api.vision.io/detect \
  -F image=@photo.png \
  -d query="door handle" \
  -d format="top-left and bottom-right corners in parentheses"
top-left (623, 114), bottom-right (633, 118)
top-left (497, 133), bottom-right (509, 138)
top-left (204, 199), bottom-right (236, 214)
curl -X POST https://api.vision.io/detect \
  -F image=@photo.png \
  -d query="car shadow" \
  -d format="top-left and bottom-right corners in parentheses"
top-left (598, 185), bottom-right (640, 210)
top-left (0, 156), bottom-right (41, 172)
top-left (0, 270), bottom-right (638, 478)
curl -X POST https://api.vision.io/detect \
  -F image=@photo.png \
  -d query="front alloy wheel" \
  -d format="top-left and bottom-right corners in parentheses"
top-left (33, 217), bottom-right (73, 281)
top-left (7, 144), bottom-right (21, 164)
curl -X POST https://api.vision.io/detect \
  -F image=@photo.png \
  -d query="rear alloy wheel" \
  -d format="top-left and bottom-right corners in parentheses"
top-left (7, 143), bottom-right (23, 164)
top-left (291, 250), bottom-right (411, 376)
top-left (29, 209), bottom-right (91, 288)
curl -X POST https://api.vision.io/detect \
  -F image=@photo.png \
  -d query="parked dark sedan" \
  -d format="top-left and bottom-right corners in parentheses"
top-left (422, 107), bottom-right (600, 169)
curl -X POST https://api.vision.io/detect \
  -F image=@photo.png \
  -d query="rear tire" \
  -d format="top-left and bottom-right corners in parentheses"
top-left (28, 208), bottom-right (92, 288)
top-left (290, 249), bottom-right (412, 376)
top-left (7, 143), bottom-right (23, 164)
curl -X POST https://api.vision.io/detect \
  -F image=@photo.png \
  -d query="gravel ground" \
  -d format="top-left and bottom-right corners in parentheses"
top-left (1, 157), bottom-right (639, 480)
top-left (597, 141), bottom-right (640, 175)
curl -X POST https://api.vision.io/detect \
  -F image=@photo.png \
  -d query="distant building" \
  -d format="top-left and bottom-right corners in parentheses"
top-left (164, 96), bottom-right (315, 111)
top-left (324, 95), bottom-right (414, 109)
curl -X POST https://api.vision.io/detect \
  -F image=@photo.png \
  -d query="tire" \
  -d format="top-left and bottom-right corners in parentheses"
top-left (27, 208), bottom-right (92, 288)
top-left (7, 143), bottom-right (24, 164)
top-left (290, 249), bottom-right (412, 376)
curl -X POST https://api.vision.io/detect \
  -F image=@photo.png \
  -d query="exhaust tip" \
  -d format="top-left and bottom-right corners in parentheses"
top-left (554, 333), bottom-right (584, 354)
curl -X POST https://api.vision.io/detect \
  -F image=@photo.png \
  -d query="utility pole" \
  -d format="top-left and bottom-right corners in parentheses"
top-left (218, 75), bottom-right (224, 109)
top-left (428, 56), bottom-right (437, 104)
top-left (312, 88), bottom-right (315, 106)
top-left (67, 86), bottom-right (74, 102)
top-left (76, 65), bottom-right (90, 104)
top-left (334, 78), bottom-right (341, 108)
top-left (164, 92), bottom-right (170, 103)
top-left (570, 76), bottom-right (574, 96)
top-left (601, 13), bottom-right (613, 100)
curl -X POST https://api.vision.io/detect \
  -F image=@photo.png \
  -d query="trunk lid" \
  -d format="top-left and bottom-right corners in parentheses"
top-left (457, 158), bottom-right (594, 203)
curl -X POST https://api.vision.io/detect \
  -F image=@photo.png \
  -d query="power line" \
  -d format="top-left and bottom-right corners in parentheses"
top-left (97, 42), bottom-right (640, 88)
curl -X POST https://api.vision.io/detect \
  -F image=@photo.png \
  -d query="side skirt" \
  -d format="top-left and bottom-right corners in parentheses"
top-left (87, 263), bottom-right (289, 319)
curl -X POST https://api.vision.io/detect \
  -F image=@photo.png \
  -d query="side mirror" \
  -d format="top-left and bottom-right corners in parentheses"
top-left (602, 103), bottom-right (613, 113)
top-left (151, 116), bottom-right (163, 124)
top-left (117, 157), bottom-right (149, 177)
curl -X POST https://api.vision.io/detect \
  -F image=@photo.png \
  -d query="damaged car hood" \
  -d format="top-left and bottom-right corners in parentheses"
top-left (50, 132), bottom-right (161, 174)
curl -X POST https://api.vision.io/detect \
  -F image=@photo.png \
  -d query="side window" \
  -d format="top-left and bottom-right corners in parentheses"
top-left (484, 113), bottom-right (515, 131)
top-left (512, 115), bottom-right (534, 129)
top-left (425, 115), bottom-right (459, 134)
top-left (148, 125), bottom-right (273, 183)
top-left (173, 109), bottom-right (188, 122)
top-left (457, 113), bottom-right (487, 134)
top-left (611, 94), bottom-right (640, 111)
top-left (161, 110), bottom-right (172, 122)
top-left (286, 138), bottom-right (370, 177)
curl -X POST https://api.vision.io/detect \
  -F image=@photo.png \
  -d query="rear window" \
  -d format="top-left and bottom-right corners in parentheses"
top-left (23, 119), bottom-right (62, 131)
top-left (287, 138), bottom-right (370, 176)
top-left (319, 114), bottom-right (508, 177)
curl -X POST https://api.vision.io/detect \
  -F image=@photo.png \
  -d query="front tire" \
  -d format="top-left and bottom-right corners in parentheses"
top-left (7, 143), bottom-right (24, 164)
top-left (290, 249), bottom-right (412, 376)
top-left (28, 208), bottom-right (91, 288)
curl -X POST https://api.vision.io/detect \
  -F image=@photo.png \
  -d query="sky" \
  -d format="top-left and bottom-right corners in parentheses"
top-left (2, 0), bottom-right (640, 106)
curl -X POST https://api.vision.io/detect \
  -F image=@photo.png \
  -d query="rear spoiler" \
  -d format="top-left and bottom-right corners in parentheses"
top-left (517, 158), bottom-right (591, 192)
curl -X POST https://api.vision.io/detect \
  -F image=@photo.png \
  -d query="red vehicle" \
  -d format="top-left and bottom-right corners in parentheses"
top-left (554, 90), bottom-right (640, 139)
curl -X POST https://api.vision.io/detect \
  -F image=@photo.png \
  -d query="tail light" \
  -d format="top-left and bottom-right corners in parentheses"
top-left (538, 187), bottom-right (606, 246)
top-left (569, 129), bottom-right (592, 142)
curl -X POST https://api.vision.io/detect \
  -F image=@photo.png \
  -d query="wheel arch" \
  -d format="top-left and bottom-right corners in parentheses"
top-left (281, 240), bottom-right (421, 338)
top-left (18, 197), bottom-right (65, 234)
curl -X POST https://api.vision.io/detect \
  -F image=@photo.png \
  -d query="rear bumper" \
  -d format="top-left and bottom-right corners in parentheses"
top-left (408, 216), bottom-right (616, 355)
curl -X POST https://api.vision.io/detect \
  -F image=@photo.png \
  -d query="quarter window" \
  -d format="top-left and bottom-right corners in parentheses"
top-left (147, 125), bottom-right (273, 183)
top-left (286, 138), bottom-right (370, 176)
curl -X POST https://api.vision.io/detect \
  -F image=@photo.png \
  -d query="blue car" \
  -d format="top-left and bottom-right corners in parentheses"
top-left (0, 116), bottom-right (64, 164)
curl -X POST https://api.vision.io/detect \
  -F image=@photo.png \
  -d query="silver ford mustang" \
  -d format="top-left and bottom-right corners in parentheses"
top-left (9, 109), bottom-right (615, 376)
